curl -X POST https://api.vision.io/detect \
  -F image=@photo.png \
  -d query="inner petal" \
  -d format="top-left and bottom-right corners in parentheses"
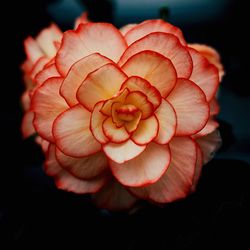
top-left (116, 104), bottom-right (139, 121)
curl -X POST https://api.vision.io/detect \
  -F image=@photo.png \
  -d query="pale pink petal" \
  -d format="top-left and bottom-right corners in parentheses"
top-left (154, 99), bottom-right (177, 144)
top-left (192, 119), bottom-right (219, 138)
top-left (119, 32), bottom-right (192, 78)
top-left (131, 115), bottom-right (158, 145)
top-left (53, 104), bottom-right (101, 157)
top-left (125, 19), bottom-right (186, 46)
top-left (24, 37), bottom-right (44, 64)
top-left (74, 12), bottom-right (90, 29)
top-left (196, 130), bottom-right (221, 164)
top-left (61, 53), bottom-right (112, 106)
top-left (32, 77), bottom-right (68, 142)
top-left (167, 78), bottom-right (209, 136)
top-left (56, 148), bottom-right (108, 179)
top-left (110, 142), bottom-right (170, 187)
top-left (77, 64), bottom-right (127, 111)
top-left (130, 137), bottom-right (197, 203)
top-left (103, 140), bottom-right (146, 164)
top-left (35, 64), bottom-right (60, 86)
top-left (21, 110), bottom-right (35, 139)
top-left (30, 56), bottom-right (50, 80)
top-left (56, 23), bottom-right (127, 76)
top-left (122, 51), bottom-right (177, 97)
top-left (120, 23), bottom-right (137, 36)
top-left (93, 180), bottom-right (137, 211)
top-left (189, 48), bottom-right (219, 102)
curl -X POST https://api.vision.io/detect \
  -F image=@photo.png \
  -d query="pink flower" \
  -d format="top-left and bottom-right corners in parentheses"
top-left (22, 18), bottom-right (223, 211)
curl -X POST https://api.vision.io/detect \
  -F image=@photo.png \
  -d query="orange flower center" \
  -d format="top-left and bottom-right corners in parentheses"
top-left (116, 104), bottom-right (139, 121)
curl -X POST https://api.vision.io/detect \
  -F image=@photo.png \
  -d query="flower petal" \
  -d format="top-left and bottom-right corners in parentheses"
top-left (196, 130), bottom-right (221, 164)
top-left (119, 32), bottom-right (192, 78)
top-left (124, 111), bottom-right (142, 133)
top-left (125, 19), bottom-right (186, 46)
top-left (121, 76), bottom-right (161, 109)
top-left (61, 53), bottom-right (113, 106)
top-left (192, 119), bottom-right (219, 138)
top-left (154, 99), bottom-right (176, 144)
top-left (189, 48), bottom-right (219, 102)
top-left (24, 37), bottom-right (43, 64)
top-left (56, 148), bottom-right (108, 179)
top-left (56, 23), bottom-right (127, 76)
top-left (103, 117), bottom-right (130, 143)
top-left (92, 180), bottom-right (137, 211)
top-left (21, 110), bottom-right (35, 139)
top-left (77, 64), bottom-right (127, 111)
top-left (120, 24), bottom-right (137, 36)
top-left (130, 137), bottom-right (197, 203)
top-left (122, 51), bottom-right (177, 97)
top-left (131, 115), bottom-right (158, 145)
top-left (35, 64), bottom-right (60, 86)
top-left (209, 98), bottom-right (220, 116)
top-left (125, 91), bottom-right (153, 119)
top-left (30, 56), bottom-right (50, 80)
top-left (45, 144), bottom-right (107, 194)
top-left (32, 77), bottom-right (68, 142)
top-left (167, 78), bottom-right (209, 136)
top-left (110, 142), bottom-right (170, 187)
top-left (90, 102), bottom-right (109, 144)
top-left (53, 104), bottom-right (101, 157)
top-left (103, 140), bottom-right (146, 164)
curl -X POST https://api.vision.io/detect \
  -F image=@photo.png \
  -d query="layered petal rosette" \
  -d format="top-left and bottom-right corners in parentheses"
top-left (21, 17), bottom-right (223, 211)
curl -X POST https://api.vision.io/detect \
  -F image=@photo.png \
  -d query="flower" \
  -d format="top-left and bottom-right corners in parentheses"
top-left (22, 17), bottom-right (223, 211)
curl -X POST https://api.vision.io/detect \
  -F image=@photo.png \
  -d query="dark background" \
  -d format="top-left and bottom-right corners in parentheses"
top-left (1, 0), bottom-right (249, 248)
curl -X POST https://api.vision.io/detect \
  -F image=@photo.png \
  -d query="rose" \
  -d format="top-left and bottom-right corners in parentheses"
top-left (22, 18), bottom-right (223, 211)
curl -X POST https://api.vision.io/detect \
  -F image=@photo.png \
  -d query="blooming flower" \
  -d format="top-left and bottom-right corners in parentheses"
top-left (22, 17), bottom-right (223, 211)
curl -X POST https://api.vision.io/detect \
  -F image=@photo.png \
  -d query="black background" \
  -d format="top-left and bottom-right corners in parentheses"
top-left (0, 0), bottom-right (250, 248)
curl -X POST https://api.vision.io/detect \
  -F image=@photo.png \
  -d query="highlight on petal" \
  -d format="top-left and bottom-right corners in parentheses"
top-left (103, 117), bottom-right (130, 143)
top-left (103, 140), bottom-right (146, 164)
top-left (130, 137), bottom-right (197, 203)
top-left (77, 63), bottom-right (127, 111)
top-left (110, 142), bottom-right (170, 187)
top-left (53, 104), bottom-right (101, 158)
top-left (56, 23), bottom-right (127, 76)
top-left (125, 19), bottom-right (187, 46)
top-left (21, 110), bottom-right (35, 139)
top-left (32, 77), bottom-right (68, 142)
top-left (154, 99), bottom-right (176, 144)
top-left (121, 76), bottom-right (161, 109)
top-left (189, 48), bottom-right (219, 102)
top-left (56, 148), bottom-right (108, 179)
top-left (61, 53), bottom-right (112, 106)
top-left (35, 64), bottom-right (60, 86)
top-left (131, 115), bottom-right (158, 145)
top-left (93, 179), bottom-right (137, 211)
top-left (196, 129), bottom-right (221, 164)
top-left (122, 51), bottom-right (177, 97)
top-left (90, 102), bottom-right (109, 144)
top-left (45, 144), bottom-right (107, 194)
top-left (119, 32), bottom-right (192, 78)
top-left (167, 78), bottom-right (209, 136)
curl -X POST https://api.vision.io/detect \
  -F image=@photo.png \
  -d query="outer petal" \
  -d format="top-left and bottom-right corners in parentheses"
top-left (192, 119), bottom-right (219, 138)
top-left (189, 44), bottom-right (224, 80)
top-left (122, 51), bottom-right (177, 97)
top-left (196, 130), bottom-right (221, 164)
top-left (209, 98), bottom-right (220, 116)
top-left (60, 53), bottom-right (112, 106)
top-left (56, 23), bottom-right (127, 76)
top-left (189, 48), bottom-right (219, 102)
top-left (90, 102), bottom-right (109, 144)
top-left (53, 104), bottom-right (101, 157)
top-left (21, 110), bottom-right (35, 139)
top-left (103, 117), bottom-right (130, 143)
top-left (35, 64), bottom-right (60, 86)
top-left (125, 19), bottom-right (186, 46)
top-left (130, 137), bottom-right (197, 203)
top-left (32, 77), bottom-right (68, 142)
top-left (110, 143), bottom-right (171, 187)
top-left (56, 148), bottom-right (108, 179)
top-left (77, 64), bottom-right (127, 111)
top-left (30, 56), bottom-right (50, 80)
top-left (131, 115), bottom-right (158, 145)
top-left (74, 12), bottom-right (89, 29)
top-left (154, 99), bottom-right (176, 144)
top-left (103, 140), bottom-right (146, 164)
top-left (119, 32), bottom-right (192, 78)
top-left (167, 78), bottom-right (209, 136)
top-left (121, 76), bottom-right (161, 109)
top-left (44, 144), bottom-right (107, 194)
top-left (92, 180), bottom-right (137, 211)
top-left (24, 37), bottom-right (43, 64)
top-left (120, 24), bottom-right (137, 36)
